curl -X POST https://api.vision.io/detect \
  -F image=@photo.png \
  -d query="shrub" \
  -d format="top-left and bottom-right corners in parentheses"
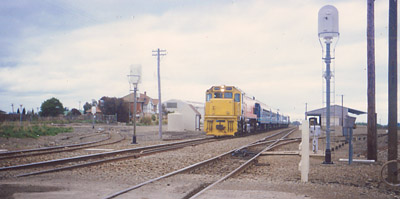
top-left (139, 116), bottom-right (152, 125)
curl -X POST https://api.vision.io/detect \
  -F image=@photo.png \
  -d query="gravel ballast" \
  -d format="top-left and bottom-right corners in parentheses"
top-left (0, 124), bottom-right (399, 199)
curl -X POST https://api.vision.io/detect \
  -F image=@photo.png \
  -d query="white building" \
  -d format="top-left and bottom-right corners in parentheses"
top-left (163, 99), bottom-right (204, 131)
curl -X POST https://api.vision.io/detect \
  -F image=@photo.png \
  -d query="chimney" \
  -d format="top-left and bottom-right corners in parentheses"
top-left (144, 91), bottom-right (147, 97)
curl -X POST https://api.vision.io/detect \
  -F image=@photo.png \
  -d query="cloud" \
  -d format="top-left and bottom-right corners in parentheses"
top-left (0, 0), bottom-right (397, 124)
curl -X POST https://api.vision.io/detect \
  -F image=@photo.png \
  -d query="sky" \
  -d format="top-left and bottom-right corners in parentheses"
top-left (0, 0), bottom-right (398, 124)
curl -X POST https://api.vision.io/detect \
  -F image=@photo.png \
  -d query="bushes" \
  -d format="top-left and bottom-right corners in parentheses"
top-left (139, 116), bottom-right (152, 125)
top-left (138, 115), bottom-right (167, 126)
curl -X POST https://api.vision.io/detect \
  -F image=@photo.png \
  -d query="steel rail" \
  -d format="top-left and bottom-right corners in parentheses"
top-left (16, 138), bottom-right (215, 177)
top-left (0, 137), bottom-right (214, 171)
top-left (103, 127), bottom-right (297, 199)
top-left (0, 133), bottom-right (125, 161)
top-left (0, 132), bottom-right (111, 157)
top-left (188, 128), bottom-right (296, 199)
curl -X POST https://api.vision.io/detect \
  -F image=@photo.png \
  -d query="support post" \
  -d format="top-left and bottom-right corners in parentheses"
top-left (367, 0), bottom-right (378, 161)
top-left (153, 48), bottom-right (166, 140)
top-left (348, 127), bottom-right (353, 165)
top-left (388, 0), bottom-right (398, 184)
top-left (300, 120), bottom-right (310, 182)
top-left (157, 48), bottom-right (162, 140)
top-left (132, 85), bottom-right (137, 144)
top-left (323, 41), bottom-right (333, 164)
top-left (19, 104), bottom-right (23, 126)
top-left (305, 103), bottom-right (307, 120)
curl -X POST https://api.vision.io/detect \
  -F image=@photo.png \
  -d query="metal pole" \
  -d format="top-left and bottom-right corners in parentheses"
top-left (367, 0), bottom-right (378, 161)
top-left (132, 85), bottom-right (137, 144)
top-left (348, 128), bottom-right (353, 165)
top-left (341, 95), bottom-right (344, 126)
top-left (19, 104), bottom-right (22, 126)
top-left (157, 48), bottom-right (163, 140)
top-left (388, 0), bottom-right (398, 184)
top-left (305, 103), bottom-right (307, 120)
top-left (324, 40), bottom-right (333, 164)
top-left (341, 94), bottom-right (344, 136)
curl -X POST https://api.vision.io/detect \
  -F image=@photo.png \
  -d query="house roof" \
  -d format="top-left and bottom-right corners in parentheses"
top-left (122, 92), bottom-right (158, 105)
top-left (188, 104), bottom-right (201, 116)
top-left (85, 106), bottom-right (102, 114)
top-left (152, 99), bottom-right (159, 106)
top-left (306, 105), bottom-right (366, 117)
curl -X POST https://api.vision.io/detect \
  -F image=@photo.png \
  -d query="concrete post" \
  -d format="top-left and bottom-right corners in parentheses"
top-left (299, 120), bottom-right (310, 182)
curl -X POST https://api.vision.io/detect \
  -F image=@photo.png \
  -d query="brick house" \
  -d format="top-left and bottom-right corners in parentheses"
top-left (122, 92), bottom-right (159, 119)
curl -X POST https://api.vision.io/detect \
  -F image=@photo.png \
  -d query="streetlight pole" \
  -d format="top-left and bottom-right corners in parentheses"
top-left (132, 84), bottom-right (138, 144)
top-left (318, 5), bottom-right (339, 164)
top-left (324, 39), bottom-right (332, 164)
top-left (128, 64), bottom-right (141, 144)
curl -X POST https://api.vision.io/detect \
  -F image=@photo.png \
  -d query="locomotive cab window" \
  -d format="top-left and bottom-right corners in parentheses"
top-left (206, 93), bottom-right (212, 101)
top-left (214, 92), bottom-right (223, 98)
top-left (224, 92), bottom-right (232, 98)
top-left (234, 93), bottom-right (240, 102)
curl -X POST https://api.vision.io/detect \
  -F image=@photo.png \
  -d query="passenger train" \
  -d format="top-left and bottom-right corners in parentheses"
top-left (205, 85), bottom-right (290, 136)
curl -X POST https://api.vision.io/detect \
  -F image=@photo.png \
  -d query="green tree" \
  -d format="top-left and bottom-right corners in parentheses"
top-left (40, 97), bottom-right (64, 117)
top-left (83, 102), bottom-right (92, 113)
top-left (100, 96), bottom-right (129, 122)
top-left (68, 108), bottom-right (82, 116)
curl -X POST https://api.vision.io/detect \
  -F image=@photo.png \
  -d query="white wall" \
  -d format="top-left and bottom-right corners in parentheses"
top-left (164, 99), bottom-right (200, 131)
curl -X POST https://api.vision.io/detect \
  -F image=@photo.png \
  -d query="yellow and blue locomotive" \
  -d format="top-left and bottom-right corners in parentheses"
top-left (204, 85), bottom-right (289, 136)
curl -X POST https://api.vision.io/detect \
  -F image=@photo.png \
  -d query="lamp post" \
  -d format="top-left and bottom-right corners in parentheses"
top-left (318, 5), bottom-right (339, 164)
top-left (128, 64), bottom-right (142, 144)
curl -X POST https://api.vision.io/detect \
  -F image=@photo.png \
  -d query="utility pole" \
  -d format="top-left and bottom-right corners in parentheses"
top-left (367, 0), bottom-right (378, 161)
top-left (152, 48), bottom-right (166, 140)
top-left (388, 0), bottom-right (398, 184)
top-left (11, 104), bottom-right (14, 114)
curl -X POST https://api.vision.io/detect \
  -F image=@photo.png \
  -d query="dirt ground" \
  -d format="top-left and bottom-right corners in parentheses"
top-left (0, 123), bottom-right (399, 199)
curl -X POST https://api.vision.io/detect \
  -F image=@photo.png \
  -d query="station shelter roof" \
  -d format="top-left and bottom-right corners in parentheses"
top-left (306, 105), bottom-right (366, 117)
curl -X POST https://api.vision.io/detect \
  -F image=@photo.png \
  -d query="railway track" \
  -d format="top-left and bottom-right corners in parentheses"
top-left (103, 127), bottom-right (298, 199)
top-left (0, 131), bottom-right (125, 161)
top-left (0, 137), bottom-right (220, 178)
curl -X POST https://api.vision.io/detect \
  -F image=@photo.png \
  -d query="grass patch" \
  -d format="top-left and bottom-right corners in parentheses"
top-left (0, 124), bottom-right (73, 138)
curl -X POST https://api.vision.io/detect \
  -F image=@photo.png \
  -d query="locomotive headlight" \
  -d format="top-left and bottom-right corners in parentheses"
top-left (221, 89), bottom-right (225, 92)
